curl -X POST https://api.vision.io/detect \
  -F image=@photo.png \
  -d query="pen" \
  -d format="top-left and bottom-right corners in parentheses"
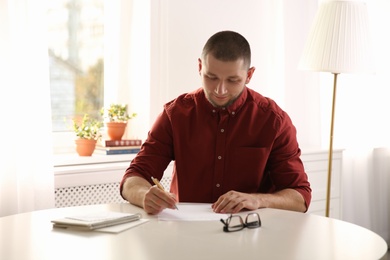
top-left (151, 177), bottom-right (179, 210)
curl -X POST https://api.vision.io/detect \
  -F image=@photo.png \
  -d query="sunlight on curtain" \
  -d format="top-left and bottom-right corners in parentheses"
top-left (104, 0), bottom-right (150, 140)
top-left (0, 0), bottom-right (54, 217)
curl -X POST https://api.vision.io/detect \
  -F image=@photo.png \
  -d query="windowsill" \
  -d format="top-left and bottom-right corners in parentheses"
top-left (53, 149), bottom-right (343, 168)
top-left (53, 153), bottom-right (136, 167)
top-left (52, 132), bottom-right (139, 168)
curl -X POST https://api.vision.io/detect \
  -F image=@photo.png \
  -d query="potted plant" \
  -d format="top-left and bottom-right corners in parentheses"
top-left (73, 114), bottom-right (103, 156)
top-left (100, 104), bottom-right (137, 140)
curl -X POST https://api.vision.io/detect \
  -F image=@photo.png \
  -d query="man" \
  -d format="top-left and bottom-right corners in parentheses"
top-left (120, 30), bottom-right (311, 215)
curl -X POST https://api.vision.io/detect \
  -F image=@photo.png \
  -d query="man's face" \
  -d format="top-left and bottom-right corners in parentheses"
top-left (199, 54), bottom-right (255, 107)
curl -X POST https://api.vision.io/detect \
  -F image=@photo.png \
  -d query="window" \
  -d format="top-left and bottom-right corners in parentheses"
top-left (48, 0), bottom-right (151, 155)
top-left (47, 0), bottom-right (104, 132)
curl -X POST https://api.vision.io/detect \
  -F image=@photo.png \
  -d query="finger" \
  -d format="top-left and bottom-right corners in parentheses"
top-left (168, 193), bottom-right (179, 209)
top-left (153, 186), bottom-right (178, 209)
top-left (144, 187), bottom-right (166, 214)
top-left (144, 200), bottom-right (164, 214)
top-left (217, 201), bottom-right (240, 213)
top-left (145, 187), bottom-right (177, 212)
top-left (144, 195), bottom-right (163, 214)
top-left (228, 201), bottom-right (246, 213)
top-left (213, 191), bottom-right (246, 213)
top-left (212, 195), bottom-right (231, 213)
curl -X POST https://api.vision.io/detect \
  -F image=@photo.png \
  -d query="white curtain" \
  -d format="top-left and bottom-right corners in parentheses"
top-left (104, 0), bottom-right (150, 141)
top-left (0, 0), bottom-right (54, 217)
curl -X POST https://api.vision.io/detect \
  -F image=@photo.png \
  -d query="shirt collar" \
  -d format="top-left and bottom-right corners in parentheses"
top-left (199, 87), bottom-right (248, 116)
top-left (226, 87), bottom-right (247, 115)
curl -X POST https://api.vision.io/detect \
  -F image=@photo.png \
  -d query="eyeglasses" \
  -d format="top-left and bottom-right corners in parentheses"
top-left (220, 212), bottom-right (261, 232)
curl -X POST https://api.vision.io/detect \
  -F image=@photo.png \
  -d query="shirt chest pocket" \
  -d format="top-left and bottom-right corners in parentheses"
top-left (225, 147), bottom-right (270, 191)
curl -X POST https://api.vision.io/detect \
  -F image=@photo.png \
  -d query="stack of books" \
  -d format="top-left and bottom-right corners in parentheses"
top-left (95, 139), bottom-right (142, 155)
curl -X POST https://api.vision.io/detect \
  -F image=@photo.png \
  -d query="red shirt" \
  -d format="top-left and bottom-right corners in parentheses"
top-left (120, 87), bottom-right (311, 208)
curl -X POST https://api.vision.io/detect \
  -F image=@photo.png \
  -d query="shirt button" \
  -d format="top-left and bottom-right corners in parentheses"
top-left (216, 183), bottom-right (220, 187)
top-left (212, 109), bottom-right (216, 113)
top-left (218, 156), bottom-right (222, 159)
top-left (220, 129), bottom-right (224, 133)
top-left (231, 111), bottom-right (235, 115)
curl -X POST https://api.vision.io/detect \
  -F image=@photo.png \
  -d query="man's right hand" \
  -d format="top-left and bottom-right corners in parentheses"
top-left (143, 185), bottom-right (178, 214)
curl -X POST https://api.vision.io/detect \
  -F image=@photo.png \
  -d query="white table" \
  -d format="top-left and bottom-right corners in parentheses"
top-left (0, 203), bottom-right (387, 260)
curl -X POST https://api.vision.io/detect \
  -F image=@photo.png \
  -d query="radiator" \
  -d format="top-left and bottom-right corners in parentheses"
top-left (54, 177), bottom-right (172, 208)
top-left (55, 182), bottom-right (125, 208)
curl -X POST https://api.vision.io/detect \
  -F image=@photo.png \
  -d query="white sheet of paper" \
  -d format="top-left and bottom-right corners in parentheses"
top-left (158, 203), bottom-right (229, 221)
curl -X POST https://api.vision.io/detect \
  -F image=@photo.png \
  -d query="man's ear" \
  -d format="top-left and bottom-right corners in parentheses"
top-left (198, 58), bottom-right (202, 75)
top-left (245, 67), bottom-right (256, 84)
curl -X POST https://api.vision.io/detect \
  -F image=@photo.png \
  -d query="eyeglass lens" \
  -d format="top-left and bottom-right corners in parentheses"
top-left (227, 215), bottom-right (245, 232)
top-left (245, 213), bottom-right (261, 228)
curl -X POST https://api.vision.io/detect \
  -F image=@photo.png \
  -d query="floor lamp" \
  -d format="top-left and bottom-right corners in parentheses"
top-left (299, 0), bottom-right (373, 217)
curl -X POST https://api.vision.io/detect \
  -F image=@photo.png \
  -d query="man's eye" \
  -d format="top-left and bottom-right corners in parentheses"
top-left (206, 76), bottom-right (217, 80)
top-left (228, 79), bottom-right (239, 83)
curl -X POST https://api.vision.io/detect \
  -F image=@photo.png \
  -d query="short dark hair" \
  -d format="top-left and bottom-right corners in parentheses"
top-left (201, 31), bottom-right (251, 69)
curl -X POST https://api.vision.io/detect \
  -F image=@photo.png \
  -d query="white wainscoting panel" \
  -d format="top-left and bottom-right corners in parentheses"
top-left (54, 150), bottom-right (343, 219)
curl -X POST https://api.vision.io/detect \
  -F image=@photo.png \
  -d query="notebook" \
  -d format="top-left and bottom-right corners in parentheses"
top-left (52, 211), bottom-right (142, 231)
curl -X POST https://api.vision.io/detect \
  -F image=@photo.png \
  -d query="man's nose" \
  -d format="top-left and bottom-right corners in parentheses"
top-left (215, 81), bottom-right (227, 95)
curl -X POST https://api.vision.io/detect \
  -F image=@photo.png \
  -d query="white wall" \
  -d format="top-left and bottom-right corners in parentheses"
top-left (150, 0), bottom-right (322, 150)
top-left (129, 0), bottom-right (390, 244)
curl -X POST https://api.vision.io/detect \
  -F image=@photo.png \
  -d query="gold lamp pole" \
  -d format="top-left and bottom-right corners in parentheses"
top-left (299, 0), bottom-right (373, 217)
top-left (326, 72), bottom-right (338, 217)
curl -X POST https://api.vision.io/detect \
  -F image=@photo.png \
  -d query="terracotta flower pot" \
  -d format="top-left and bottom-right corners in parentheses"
top-left (106, 122), bottom-right (127, 140)
top-left (75, 139), bottom-right (97, 156)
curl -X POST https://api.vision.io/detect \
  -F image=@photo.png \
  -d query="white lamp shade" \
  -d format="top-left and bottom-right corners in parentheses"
top-left (299, 0), bottom-right (373, 74)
